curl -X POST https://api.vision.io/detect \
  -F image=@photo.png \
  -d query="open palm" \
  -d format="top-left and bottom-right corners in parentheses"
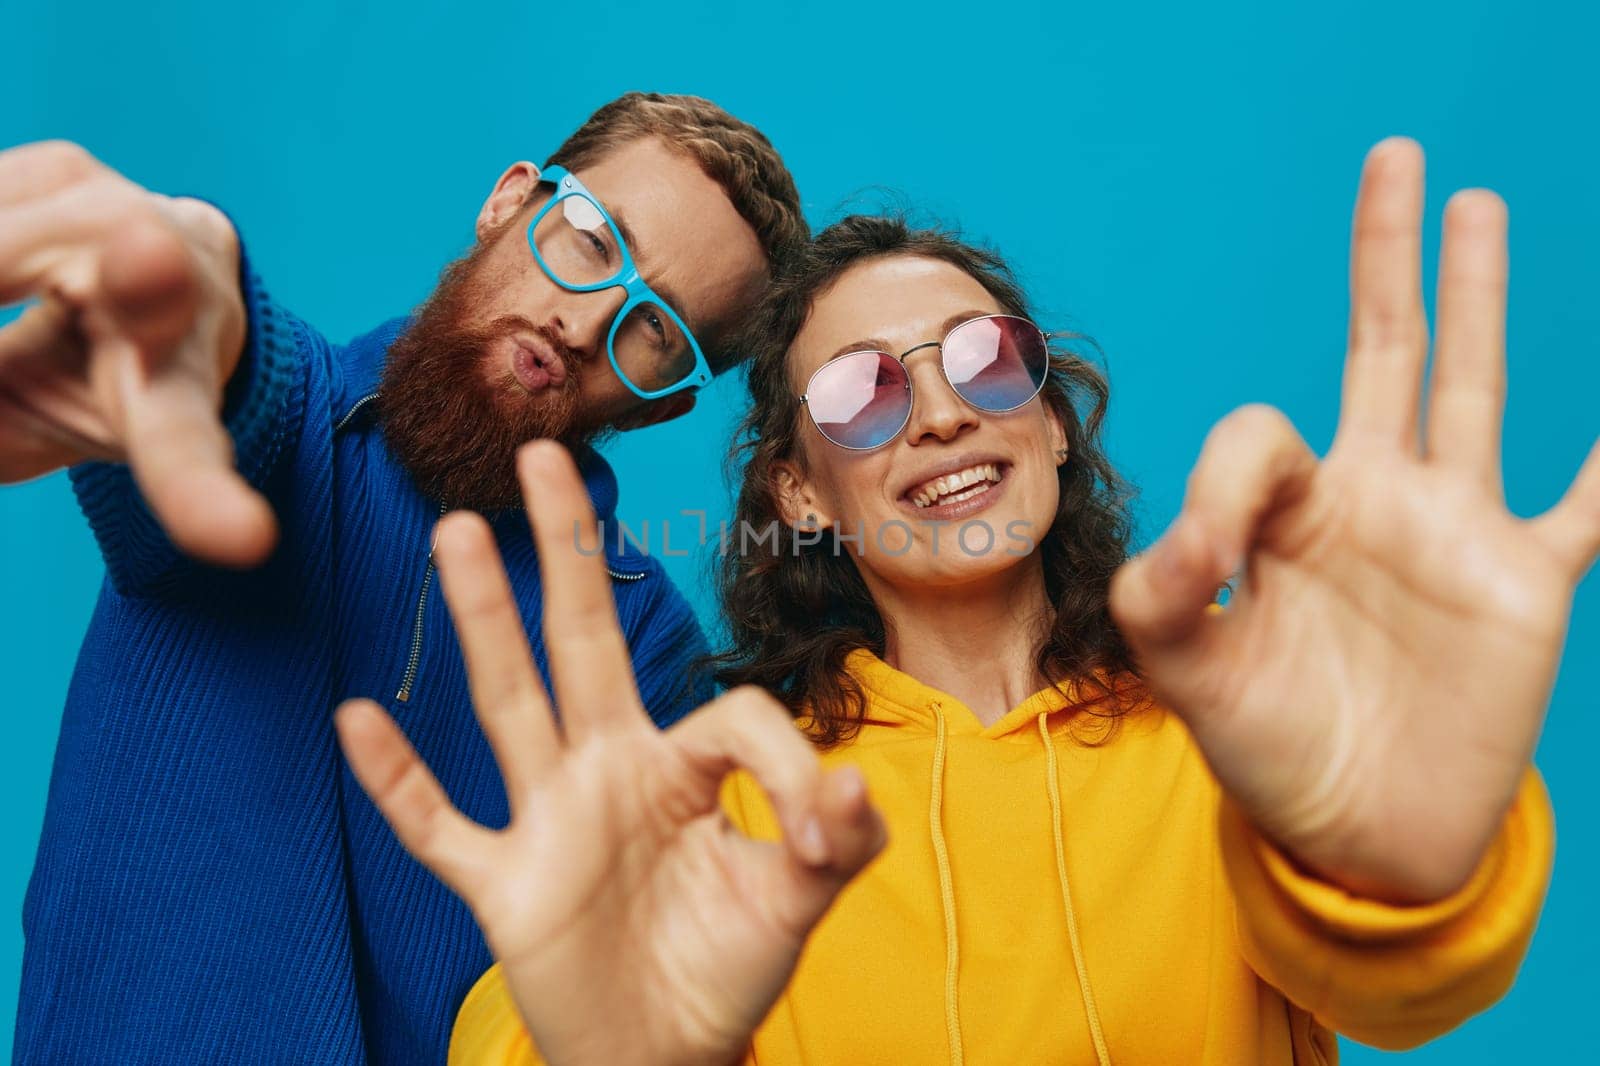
top-left (1112, 139), bottom-right (1598, 902)
top-left (336, 442), bottom-right (884, 1066)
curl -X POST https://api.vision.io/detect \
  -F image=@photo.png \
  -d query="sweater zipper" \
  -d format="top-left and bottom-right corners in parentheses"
top-left (336, 392), bottom-right (380, 433)
top-left (345, 385), bottom-right (644, 699)
top-left (396, 502), bottom-right (449, 703)
top-left (394, 510), bottom-right (644, 700)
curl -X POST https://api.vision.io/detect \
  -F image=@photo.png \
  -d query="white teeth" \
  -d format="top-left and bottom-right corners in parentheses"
top-left (909, 463), bottom-right (1002, 509)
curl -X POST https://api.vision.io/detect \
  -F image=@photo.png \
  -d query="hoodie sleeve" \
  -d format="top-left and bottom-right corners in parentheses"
top-left (1219, 767), bottom-right (1553, 1050)
top-left (448, 966), bottom-right (540, 1066)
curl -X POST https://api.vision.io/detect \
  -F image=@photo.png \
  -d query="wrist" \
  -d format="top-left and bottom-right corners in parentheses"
top-left (1276, 838), bottom-right (1480, 907)
top-left (1263, 797), bottom-right (1503, 907)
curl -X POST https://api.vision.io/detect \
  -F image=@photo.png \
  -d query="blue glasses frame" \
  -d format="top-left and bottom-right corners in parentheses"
top-left (526, 165), bottom-right (713, 401)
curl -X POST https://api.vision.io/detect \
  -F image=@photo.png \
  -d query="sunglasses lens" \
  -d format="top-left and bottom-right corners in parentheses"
top-left (806, 351), bottom-right (911, 449)
top-left (943, 315), bottom-right (1049, 412)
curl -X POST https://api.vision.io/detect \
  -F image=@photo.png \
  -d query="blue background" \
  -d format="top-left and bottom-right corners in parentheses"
top-left (2, 0), bottom-right (1594, 1059)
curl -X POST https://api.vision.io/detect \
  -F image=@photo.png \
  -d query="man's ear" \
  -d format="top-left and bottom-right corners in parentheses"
top-left (773, 459), bottom-right (832, 530)
top-left (476, 161), bottom-right (543, 241)
top-left (611, 391), bottom-right (697, 433)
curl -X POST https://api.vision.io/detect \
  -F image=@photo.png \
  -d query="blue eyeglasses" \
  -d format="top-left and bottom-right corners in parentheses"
top-left (526, 165), bottom-right (712, 400)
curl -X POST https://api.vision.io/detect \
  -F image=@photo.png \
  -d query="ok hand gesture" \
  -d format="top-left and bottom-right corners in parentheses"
top-left (1112, 139), bottom-right (1596, 903)
top-left (337, 442), bottom-right (885, 1066)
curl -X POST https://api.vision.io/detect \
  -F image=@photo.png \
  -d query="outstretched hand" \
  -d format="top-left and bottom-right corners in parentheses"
top-left (0, 141), bottom-right (275, 565)
top-left (1111, 138), bottom-right (1597, 903)
top-left (336, 441), bottom-right (885, 1066)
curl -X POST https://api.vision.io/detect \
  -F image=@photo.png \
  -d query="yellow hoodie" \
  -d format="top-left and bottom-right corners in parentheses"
top-left (450, 650), bottom-right (1553, 1064)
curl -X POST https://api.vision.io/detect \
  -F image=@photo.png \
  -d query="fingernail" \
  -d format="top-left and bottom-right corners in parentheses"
top-left (835, 766), bottom-right (866, 807)
top-left (797, 815), bottom-right (830, 867)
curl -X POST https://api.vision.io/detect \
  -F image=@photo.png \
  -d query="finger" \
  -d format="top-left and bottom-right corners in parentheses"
top-left (1111, 404), bottom-right (1316, 647)
top-left (434, 510), bottom-right (561, 803)
top-left (743, 764), bottom-right (886, 940)
top-left (1340, 137), bottom-right (1429, 449)
top-left (0, 302), bottom-right (117, 480)
top-left (807, 764), bottom-right (887, 883)
top-left (0, 386), bottom-right (84, 482)
top-left (1427, 190), bottom-right (1509, 492)
top-left (0, 297), bottom-right (79, 377)
top-left (115, 340), bottom-right (279, 567)
top-left (1531, 435), bottom-right (1600, 580)
top-left (0, 183), bottom-right (186, 322)
top-left (0, 141), bottom-right (99, 208)
top-left (671, 687), bottom-right (832, 864)
top-left (335, 699), bottom-right (496, 895)
top-left (519, 439), bottom-right (643, 741)
top-left (0, 295), bottom-right (130, 452)
top-left (0, 185), bottom-right (102, 304)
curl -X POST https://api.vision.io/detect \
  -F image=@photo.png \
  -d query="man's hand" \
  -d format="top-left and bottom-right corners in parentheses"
top-left (0, 140), bottom-right (276, 566)
top-left (336, 441), bottom-right (886, 1066)
top-left (1111, 138), bottom-right (1598, 904)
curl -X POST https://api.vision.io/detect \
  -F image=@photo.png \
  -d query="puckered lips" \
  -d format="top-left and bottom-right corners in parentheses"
top-left (508, 331), bottom-right (570, 394)
top-left (896, 452), bottom-right (1011, 521)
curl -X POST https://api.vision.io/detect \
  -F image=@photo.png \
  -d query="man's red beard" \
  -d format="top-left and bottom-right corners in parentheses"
top-left (379, 242), bottom-right (587, 511)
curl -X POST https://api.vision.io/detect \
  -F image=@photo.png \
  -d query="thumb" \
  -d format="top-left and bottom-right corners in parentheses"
top-left (1112, 404), bottom-right (1315, 648)
top-left (1111, 510), bottom-right (1234, 648)
top-left (115, 343), bottom-right (280, 567)
top-left (1531, 432), bottom-right (1600, 581)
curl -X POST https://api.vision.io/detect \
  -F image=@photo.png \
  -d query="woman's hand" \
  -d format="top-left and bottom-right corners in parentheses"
top-left (1110, 138), bottom-right (1597, 903)
top-left (336, 442), bottom-right (885, 1066)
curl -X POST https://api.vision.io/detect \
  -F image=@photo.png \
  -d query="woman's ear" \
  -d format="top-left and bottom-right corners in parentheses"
top-left (1047, 407), bottom-right (1069, 466)
top-left (476, 161), bottom-right (543, 241)
top-left (774, 459), bottom-right (832, 530)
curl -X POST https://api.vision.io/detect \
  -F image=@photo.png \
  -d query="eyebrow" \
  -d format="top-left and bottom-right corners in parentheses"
top-left (822, 308), bottom-right (1000, 364)
top-left (606, 206), bottom-right (698, 333)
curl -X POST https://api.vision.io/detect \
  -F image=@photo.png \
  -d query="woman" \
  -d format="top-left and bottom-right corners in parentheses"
top-left (335, 139), bottom-right (1595, 1064)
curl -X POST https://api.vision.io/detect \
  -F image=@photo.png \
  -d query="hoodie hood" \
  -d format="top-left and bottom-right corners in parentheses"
top-left (839, 647), bottom-right (1129, 740)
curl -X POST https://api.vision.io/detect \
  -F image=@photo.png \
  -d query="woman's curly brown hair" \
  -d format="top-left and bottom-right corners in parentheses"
top-left (707, 215), bottom-right (1145, 747)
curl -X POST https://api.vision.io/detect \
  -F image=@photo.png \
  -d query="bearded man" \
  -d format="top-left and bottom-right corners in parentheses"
top-left (0, 92), bottom-right (806, 1064)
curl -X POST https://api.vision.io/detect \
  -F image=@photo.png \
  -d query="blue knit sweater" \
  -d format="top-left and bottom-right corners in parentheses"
top-left (14, 248), bottom-right (710, 1064)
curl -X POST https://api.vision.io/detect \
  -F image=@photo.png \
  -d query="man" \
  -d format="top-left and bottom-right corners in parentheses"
top-left (1, 93), bottom-right (807, 1064)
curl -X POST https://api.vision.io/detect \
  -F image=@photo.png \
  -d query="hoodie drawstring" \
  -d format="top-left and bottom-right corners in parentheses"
top-left (1038, 712), bottom-right (1112, 1065)
top-left (929, 702), bottom-right (964, 1066)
